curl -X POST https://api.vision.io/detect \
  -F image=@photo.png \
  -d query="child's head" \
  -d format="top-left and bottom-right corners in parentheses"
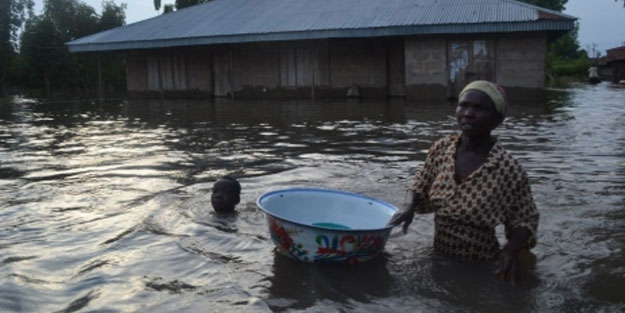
top-left (211, 176), bottom-right (241, 213)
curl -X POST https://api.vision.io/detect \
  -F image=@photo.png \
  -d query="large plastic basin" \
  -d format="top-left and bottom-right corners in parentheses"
top-left (257, 188), bottom-right (397, 264)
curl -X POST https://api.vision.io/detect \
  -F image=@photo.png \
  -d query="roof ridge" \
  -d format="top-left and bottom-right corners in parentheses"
top-left (117, 1), bottom-right (215, 30)
top-left (496, 0), bottom-right (576, 20)
top-left (66, 0), bottom-right (577, 51)
top-left (607, 45), bottom-right (625, 51)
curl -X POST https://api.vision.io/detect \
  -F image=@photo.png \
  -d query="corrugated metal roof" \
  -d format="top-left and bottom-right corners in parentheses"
top-left (67, 0), bottom-right (576, 52)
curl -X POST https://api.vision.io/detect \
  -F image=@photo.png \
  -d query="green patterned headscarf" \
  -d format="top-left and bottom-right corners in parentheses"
top-left (459, 80), bottom-right (508, 117)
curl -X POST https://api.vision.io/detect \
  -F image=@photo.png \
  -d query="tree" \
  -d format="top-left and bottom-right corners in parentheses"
top-left (153, 0), bottom-right (210, 13)
top-left (0, 0), bottom-right (34, 49)
top-left (43, 0), bottom-right (98, 40)
top-left (548, 23), bottom-right (584, 59)
top-left (17, 0), bottom-right (126, 98)
top-left (517, 0), bottom-right (593, 79)
top-left (96, 1), bottom-right (128, 96)
top-left (163, 4), bottom-right (175, 13)
top-left (516, 1), bottom-right (582, 57)
top-left (19, 16), bottom-right (66, 96)
top-left (546, 24), bottom-right (590, 79)
top-left (1, 0), bottom-right (34, 95)
top-left (175, 0), bottom-right (210, 9)
top-left (99, 1), bottom-right (127, 31)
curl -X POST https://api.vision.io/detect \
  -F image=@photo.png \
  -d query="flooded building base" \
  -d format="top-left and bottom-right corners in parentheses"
top-left (125, 34), bottom-right (548, 100)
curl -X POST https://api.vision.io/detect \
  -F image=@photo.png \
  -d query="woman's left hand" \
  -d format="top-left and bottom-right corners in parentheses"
top-left (496, 227), bottom-right (532, 284)
top-left (495, 247), bottom-right (518, 284)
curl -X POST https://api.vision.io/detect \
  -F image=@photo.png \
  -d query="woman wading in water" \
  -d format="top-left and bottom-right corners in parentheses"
top-left (388, 80), bottom-right (539, 283)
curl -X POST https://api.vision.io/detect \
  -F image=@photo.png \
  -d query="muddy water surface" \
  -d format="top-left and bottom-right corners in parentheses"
top-left (1, 84), bottom-right (624, 312)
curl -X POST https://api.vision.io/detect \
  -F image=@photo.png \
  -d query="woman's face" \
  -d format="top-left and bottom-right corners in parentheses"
top-left (456, 90), bottom-right (503, 138)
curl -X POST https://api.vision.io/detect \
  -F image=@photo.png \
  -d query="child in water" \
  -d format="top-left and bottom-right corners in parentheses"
top-left (211, 176), bottom-right (241, 213)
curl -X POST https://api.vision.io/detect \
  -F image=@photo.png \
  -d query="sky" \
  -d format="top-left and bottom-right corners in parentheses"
top-left (32, 0), bottom-right (625, 56)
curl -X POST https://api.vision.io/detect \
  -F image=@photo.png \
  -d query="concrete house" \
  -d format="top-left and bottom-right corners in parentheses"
top-left (67, 0), bottom-right (575, 100)
top-left (605, 45), bottom-right (625, 83)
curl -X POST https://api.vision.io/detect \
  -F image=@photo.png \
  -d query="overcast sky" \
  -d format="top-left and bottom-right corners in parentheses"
top-left (33, 0), bottom-right (625, 55)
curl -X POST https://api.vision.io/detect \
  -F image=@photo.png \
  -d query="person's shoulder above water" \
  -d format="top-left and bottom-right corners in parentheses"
top-left (429, 134), bottom-right (460, 153)
top-left (424, 134), bottom-right (463, 162)
top-left (435, 134), bottom-right (460, 146)
top-left (492, 140), bottom-right (528, 170)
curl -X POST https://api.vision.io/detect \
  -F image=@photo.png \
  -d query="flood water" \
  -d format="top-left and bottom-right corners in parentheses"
top-left (1, 83), bottom-right (624, 312)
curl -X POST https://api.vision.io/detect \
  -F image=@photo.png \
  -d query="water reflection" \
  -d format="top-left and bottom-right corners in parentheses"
top-left (1, 83), bottom-right (624, 312)
top-left (416, 254), bottom-right (540, 313)
top-left (267, 253), bottom-right (393, 311)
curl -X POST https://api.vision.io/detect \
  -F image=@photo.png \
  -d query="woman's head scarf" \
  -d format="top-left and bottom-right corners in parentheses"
top-left (459, 80), bottom-right (509, 117)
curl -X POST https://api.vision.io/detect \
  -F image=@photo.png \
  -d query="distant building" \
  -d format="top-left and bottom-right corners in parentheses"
top-left (593, 56), bottom-right (612, 81)
top-left (67, 0), bottom-right (575, 100)
top-left (605, 45), bottom-right (625, 83)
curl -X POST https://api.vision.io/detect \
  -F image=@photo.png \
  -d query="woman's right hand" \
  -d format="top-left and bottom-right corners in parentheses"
top-left (388, 189), bottom-right (419, 233)
top-left (387, 205), bottom-right (415, 234)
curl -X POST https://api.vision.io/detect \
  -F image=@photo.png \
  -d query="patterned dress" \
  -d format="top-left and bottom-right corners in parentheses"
top-left (412, 134), bottom-right (539, 261)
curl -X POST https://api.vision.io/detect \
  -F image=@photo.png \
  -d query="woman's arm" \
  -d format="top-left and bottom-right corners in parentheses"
top-left (387, 190), bottom-right (420, 233)
top-left (388, 137), bottom-right (446, 233)
top-left (496, 226), bottom-right (531, 283)
top-left (498, 165), bottom-right (539, 283)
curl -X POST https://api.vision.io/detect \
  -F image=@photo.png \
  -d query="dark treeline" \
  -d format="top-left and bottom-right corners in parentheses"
top-left (1, 0), bottom-right (126, 99)
top-left (520, 0), bottom-right (594, 80)
top-left (153, 0), bottom-right (211, 13)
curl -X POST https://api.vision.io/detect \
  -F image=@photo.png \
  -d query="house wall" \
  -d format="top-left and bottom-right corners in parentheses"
top-left (403, 33), bottom-right (547, 100)
top-left (232, 44), bottom-right (281, 94)
top-left (186, 52), bottom-right (213, 92)
top-left (126, 53), bottom-right (148, 93)
top-left (388, 39), bottom-right (406, 97)
top-left (212, 50), bottom-right (230, 97)
top-left (612, 61), bottom-right (625, 83)
top-left (404, 38), bottom-right (448, 100)
top-left (128, 50), bottom-right (214, 98)
top-left (226, 42), bottom-right (330, 98)
top-left (226, 39), bottom-right (394, 98)
top-left (599, 65), bottom-right (612, 81)
top-left (446, 39), bottom-right (497, 97)
top-left (126, 34), bottom-right (547, 100)
top-left (327, 39), bottom-right (387, 97)
top-left (496, 33), bottom-right (547, 99)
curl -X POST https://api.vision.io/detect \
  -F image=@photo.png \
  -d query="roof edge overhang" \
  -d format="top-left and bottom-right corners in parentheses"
top-left (67, 19), bottom-right (575, 53)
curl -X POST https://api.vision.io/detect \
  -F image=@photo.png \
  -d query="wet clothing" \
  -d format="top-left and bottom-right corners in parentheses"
top-left (412, 134), bottom-right (539, 261)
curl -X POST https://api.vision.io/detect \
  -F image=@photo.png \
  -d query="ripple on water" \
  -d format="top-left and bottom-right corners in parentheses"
top-left (1, 85), bottom-right (625, 312)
